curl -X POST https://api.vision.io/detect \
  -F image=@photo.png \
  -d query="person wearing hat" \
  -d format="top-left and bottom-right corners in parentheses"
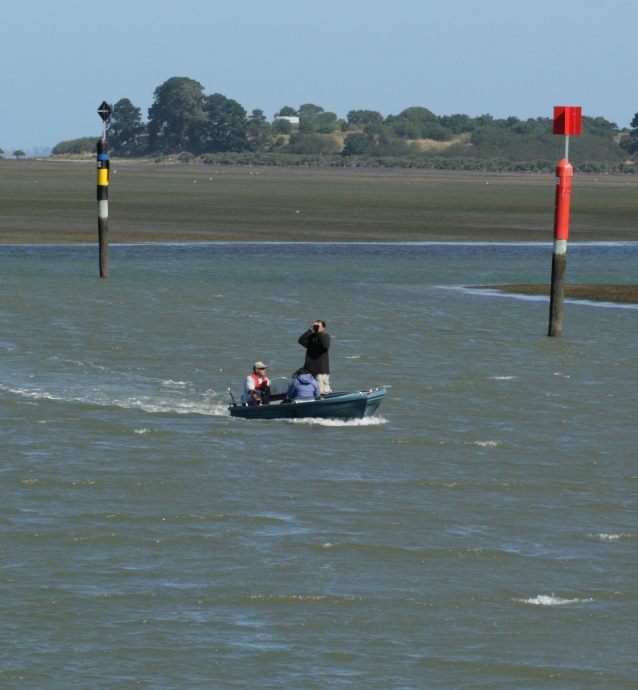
top-left (241, 361), bottom-right (271, 405)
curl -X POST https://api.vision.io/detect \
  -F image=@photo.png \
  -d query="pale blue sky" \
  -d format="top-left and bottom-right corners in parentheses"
top-left (2, 0), bottom-right (636, 153)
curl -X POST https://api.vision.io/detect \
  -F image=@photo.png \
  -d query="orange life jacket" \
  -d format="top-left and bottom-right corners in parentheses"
top-left (250, 373), bottom-right (269, 391)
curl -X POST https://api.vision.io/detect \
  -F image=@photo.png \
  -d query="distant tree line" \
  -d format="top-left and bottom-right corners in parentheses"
top-left (50, 76), bottom-right (638, 173)
top-left (0, 148), bottom-right (27, 159)
top-left (620, 112), bottom-right (638, 156)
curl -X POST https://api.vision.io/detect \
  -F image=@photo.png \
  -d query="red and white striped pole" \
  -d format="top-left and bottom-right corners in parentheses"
top-left (548, 159), bottom-right (573, 337)
top-left (548, 106), bottom-right (581, 337)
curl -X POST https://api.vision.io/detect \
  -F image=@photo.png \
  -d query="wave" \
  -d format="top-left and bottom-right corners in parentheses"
top-left (453, 286), bottom-right (638, 310)
top-left (0, 382), bottom-right (228, 417)
top-left (518, 594), bottom-right (594, 606)
top-left (590, 533), bottom-right (634, 541)
top-left (287, 415), bottom-right (387, 427)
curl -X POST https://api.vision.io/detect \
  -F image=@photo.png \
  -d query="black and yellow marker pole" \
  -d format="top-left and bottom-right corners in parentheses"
top-left (97, 101), bottom-right (112, 277)
top-left (97, 139), bottom-right (110, 277)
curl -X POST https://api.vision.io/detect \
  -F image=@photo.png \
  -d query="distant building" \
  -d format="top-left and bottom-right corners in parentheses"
top-left (275, 116), bottom-right (299, 125)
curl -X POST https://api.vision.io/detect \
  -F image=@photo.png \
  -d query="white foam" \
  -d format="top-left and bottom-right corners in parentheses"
top-left (455, 286), bottom-right (638, 310)
top-left (0, 382), bottom-right (228, 417)
top-left (290, 415), bottom-right (387, 427)
top-left (0, 385), bottom-right (61, 402)
top-left (592, 533), bottom-right (632, 541)
top-left (520, 594), bottom-right (594, 606)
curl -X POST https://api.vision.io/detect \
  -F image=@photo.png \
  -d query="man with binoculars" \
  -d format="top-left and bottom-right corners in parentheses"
top-left (298, 320), bottom-right (331, 395)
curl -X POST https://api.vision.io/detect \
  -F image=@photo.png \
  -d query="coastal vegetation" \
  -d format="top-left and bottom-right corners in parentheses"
top-left (47, 76), bottom-right (638, 173)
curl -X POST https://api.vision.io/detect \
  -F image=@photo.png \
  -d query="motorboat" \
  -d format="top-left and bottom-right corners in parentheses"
top-left (228, 377), bottom-right (386, 421)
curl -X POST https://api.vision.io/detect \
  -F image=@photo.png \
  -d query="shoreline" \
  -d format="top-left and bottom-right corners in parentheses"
top-left (2, 162), bottom-right (637, 304)
top-left (473, 284), bottom-right (638, 305)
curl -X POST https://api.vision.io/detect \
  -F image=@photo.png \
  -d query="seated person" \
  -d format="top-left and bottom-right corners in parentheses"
top-left (287, 368), bottom-right (321, 401)
top-left (241, 361), bottom-right (270, 405)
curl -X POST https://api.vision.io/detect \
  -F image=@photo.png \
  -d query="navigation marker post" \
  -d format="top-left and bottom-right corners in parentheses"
top-left (548, 106), bottom-right (581, 337)
top-left (97, 101), bottom-right (112, 278)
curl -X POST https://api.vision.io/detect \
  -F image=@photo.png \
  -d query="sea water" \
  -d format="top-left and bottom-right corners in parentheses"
top-left (0, 243), bottom-right (636, 689)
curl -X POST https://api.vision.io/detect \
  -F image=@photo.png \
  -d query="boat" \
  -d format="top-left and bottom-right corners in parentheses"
top-left (228, 377), bottom-right (386, 421)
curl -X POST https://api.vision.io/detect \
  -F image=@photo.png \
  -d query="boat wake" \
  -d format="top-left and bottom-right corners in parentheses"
top-left (287, 414), bottom-right (387, 427)
top-left (518, 594), bottom-right (594, 606)
top-left (0, 382), bottom-right (228, 417)
top-left (590, 532), bottom-right (634, 541)
top-left (1, 381), bottom-right (388, 424)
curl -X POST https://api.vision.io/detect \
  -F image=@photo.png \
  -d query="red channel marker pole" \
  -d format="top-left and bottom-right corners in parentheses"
top-left (548, 159), bottom-right (573, 337)
top-left (548, 106), bottom-right (581, 337)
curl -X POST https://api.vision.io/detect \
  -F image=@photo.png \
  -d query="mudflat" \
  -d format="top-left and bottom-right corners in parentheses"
top-left (2, 159), bottom-right (637, 302)
top-left (2, 158), bottom-right (637, 243)
top-left (474, 284), bottom-right (638, 304)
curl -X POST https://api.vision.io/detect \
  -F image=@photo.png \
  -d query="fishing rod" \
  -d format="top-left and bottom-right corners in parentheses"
top-left (220, 367), bottom-right (237, 406)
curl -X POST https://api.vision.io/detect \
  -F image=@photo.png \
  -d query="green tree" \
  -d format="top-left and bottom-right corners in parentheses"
top-left (298, 103), bottom-right (324, 134)
top-left (342, 133), bottom-right (375, 156)
top-left (0, 148), bottom-right (4, 159)
top-left (13, 150), bottom-right (25, 159)
top-left (275, 106), bottom-right (298, 118)
top-left (374, 133), bottom-right (414, 156)
top-left (385, 106), bottom-right (455, 141)
top-left (438, 113), bottom-right (475, 134)
top-left (315, 111), bottom-right (338, 133)
top-left (247, 109), bottom-right (272, 151)
top-left (474, 114), bottom-right (495, 126)
top-left (272, 118), bottom-right (293, 135)
top-left (386, 106), bottom-right (436, 131)
top-left (249, 109), bottom-right (267, 123)
top-left (286, 133), bottom-right (341, 154)
top-left (106, 98), bottom-right (146, 149)
top-left (147, 77), bottom-right (206, 151)
top-left (199, 93), bottom-right (248, 153)
top-left (620, 133), bottom-right (638, 155)
top-left (363, 121), bottom-right (384, 135)
top-left (347, 110), bottom-right (384, 126)
top-left (582, 115), bottom-right (619, 138)
top-left (620, 111), bottom-right (638, 155)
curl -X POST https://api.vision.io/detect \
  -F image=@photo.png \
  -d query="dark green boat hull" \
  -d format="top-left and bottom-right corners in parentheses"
top-left (229, 388), bottom-right (386, 421)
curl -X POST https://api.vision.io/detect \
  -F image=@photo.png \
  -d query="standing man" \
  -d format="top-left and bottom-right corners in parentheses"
top-left (298, 320), bottom-right (331, 394)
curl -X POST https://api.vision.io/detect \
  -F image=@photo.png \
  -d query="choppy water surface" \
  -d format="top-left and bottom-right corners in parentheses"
top-left (1, 243), bottom-right (637, 689)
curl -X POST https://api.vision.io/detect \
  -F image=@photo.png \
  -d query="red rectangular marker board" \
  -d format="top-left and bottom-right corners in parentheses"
top-left (553, 106), bottom-right (582, 135)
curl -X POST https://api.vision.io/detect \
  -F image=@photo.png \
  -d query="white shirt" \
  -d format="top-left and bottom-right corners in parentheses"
top-left (241, 372), bottom-right (270, 403)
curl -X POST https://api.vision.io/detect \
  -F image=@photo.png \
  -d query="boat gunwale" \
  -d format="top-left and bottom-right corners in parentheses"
top-left (228, 387), bottom-right (386, 420)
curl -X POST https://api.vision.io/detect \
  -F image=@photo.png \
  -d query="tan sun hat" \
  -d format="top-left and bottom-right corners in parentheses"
top-left (253, 361), bottom-right (268, 370)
